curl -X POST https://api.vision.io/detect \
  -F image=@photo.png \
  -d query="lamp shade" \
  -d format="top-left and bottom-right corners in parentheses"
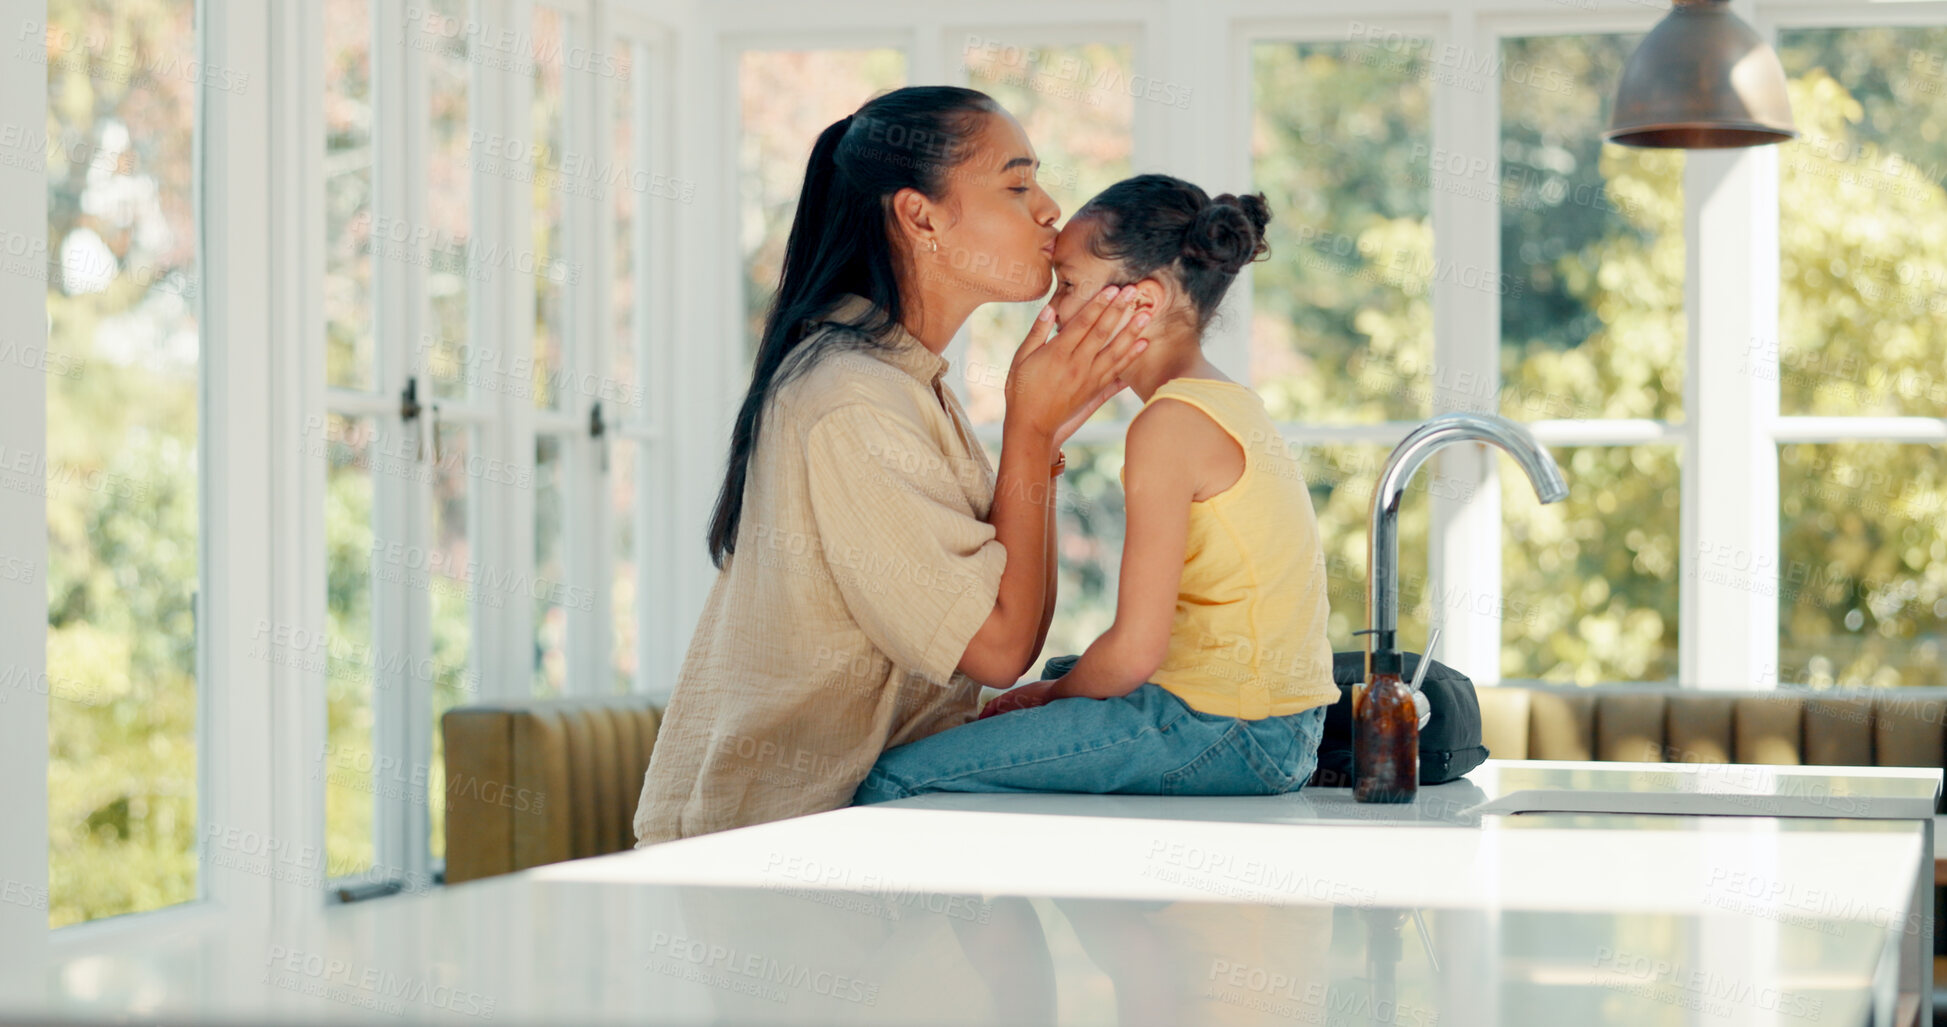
top-left (1606, 0), bottom-right (1796, 148)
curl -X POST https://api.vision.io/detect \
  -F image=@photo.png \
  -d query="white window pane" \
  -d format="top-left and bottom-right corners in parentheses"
top-left (1780, 444), bottom-right (1947, 687)
top-left (1778, 28), bottom-right (1947, 419)
top-left (420, 0), bottom-right (473, 403)
top-left (1303, 445), bottom-right (1431, 654)
top-left (1044, 443), bottom-right (1123, 660)
top-left (322, 415), bottom-right (377, 879)
top-left (1251, 41), bottom-right (1432, 423)
top-left (961, 40), bottom-right (1135, 427)
top-left (1500, 34), bottom-right (1684, 422)
top-left (612, 440), bottom-right (637, 694)
top-left (427, 424), bottom-right (477, 863)
top-left (611, 46), bottom-right (640, 405)
top-left (533, 434), bottom-right (568, 696)
top-left (737, 49), bottom-right (908, 363)
top-left (531, 6), bottom-right (571, 410)
top-left (325, 0), bottom-right (375, 392)
top-left (1502, 445), bottom-right (1679, 683)
top-left (45, 0), bottom-right (201, 926)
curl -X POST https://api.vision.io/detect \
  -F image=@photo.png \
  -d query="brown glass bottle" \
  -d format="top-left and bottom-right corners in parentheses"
top-left (1354, 670), bottom-right (1419, 803)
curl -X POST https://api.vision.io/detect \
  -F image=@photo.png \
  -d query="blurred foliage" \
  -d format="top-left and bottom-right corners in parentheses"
top-left (1499, 34), bottom-right (1686, 423)
top-left (44, 0), bottom-right (200, 926)
top-left (1773, 27), bottom-right (1947, 688)
top-left (737, 49), bottom-right (908, 363)
top-left (1495, 35), bottom-right (1685, 683)
top-left (1248, 43), bottom-right (1436, 658)
top-left (1251, 42), bottom-right (1432, 425)
top-left (961, 42), bottom-right (1137, 426)
top-left (323, 417), bottom-right (375, 879)
top-left (324, 0), bottom-right (372, 391)
top-left (534, 435), bottom-right (567, 695)
top-left (956, 40), bottom-right (1139, 660)
top-left (320, 0), bottom-right (375, 887)
top-left (423, 0), bottom-right (475, 404)
top-left (531, 5), bottom-right (568, 410)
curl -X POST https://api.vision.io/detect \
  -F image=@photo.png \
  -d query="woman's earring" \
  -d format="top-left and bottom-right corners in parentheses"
top-left (928, 238), bottom-right (939, 254)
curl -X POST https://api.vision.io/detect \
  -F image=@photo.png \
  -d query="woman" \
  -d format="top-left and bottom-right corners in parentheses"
top-left (632, 86), bottom-right (1150, 845)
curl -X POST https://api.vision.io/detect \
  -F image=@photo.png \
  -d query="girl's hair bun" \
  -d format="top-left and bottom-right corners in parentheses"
top-left (1181, 192), bottom-right (1272, 275)
top-left (1073, 174), bottom-right (1271, 330)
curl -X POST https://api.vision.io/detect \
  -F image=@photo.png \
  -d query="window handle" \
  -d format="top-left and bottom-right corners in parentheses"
top-left (589, 400), bottom-right (608, 473)
top-left (399, 375), bottom-right (421, 421)
top-left (399, 376), bottom-right (437, 465)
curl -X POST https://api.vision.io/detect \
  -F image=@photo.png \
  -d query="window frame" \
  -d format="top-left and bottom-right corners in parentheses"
top-left (0, 0), bottom-right (51, 961)
top-left (1757, 7), bottom-right (1947, 688)
top-left (13, 0), bottom-right (1947, 961)
top-left (308, 0), bottom-right (683, 895)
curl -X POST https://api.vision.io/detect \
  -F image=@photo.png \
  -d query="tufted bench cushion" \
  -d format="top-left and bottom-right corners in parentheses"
top-left (441, 694), bottom-right (663, 885)
top-left (441, 684), bottom-right (1947, 882)
top-left (1479, 683), bottom-right (1947, 785)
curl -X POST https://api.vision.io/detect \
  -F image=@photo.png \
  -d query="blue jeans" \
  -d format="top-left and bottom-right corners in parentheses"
top-left (852, 654), bottom-right (1329, 805)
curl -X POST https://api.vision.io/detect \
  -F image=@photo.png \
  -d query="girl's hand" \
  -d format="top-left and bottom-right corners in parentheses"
top-left (978, 679), bottom-right (1059, 719)
top-left (1005, 286), bottom-right (1149, 445)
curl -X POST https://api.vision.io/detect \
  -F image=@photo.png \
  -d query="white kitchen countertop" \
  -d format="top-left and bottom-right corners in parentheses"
top-left (3, 760), bottom-right (1939, 1027)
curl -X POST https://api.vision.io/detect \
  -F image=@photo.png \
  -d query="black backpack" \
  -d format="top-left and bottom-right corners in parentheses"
top-left (1307, 650), bottom-right (1489, 788)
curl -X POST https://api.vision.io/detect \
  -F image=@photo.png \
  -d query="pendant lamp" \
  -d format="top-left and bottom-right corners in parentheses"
top-left (1606, 0), bottom-right (1797, 148)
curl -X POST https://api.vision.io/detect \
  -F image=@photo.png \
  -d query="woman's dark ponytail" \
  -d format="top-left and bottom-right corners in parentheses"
top-left (706, 87), bottom-right (998, 569)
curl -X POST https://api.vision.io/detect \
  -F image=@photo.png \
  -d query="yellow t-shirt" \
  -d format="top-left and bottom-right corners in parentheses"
top-left (1119, 378), bottom-right (1338, 720)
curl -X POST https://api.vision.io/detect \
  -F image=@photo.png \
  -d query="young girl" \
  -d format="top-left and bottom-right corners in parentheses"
top-left (851, 174), bottom-right (1339, 802)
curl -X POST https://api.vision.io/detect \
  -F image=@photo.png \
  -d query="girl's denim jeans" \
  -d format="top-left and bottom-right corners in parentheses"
top-left (853, 654), bottom-right (1329, 805)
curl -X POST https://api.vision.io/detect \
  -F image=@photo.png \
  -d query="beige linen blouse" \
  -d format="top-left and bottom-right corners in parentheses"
top-left (632, 294), bottom-right (1008, 845)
